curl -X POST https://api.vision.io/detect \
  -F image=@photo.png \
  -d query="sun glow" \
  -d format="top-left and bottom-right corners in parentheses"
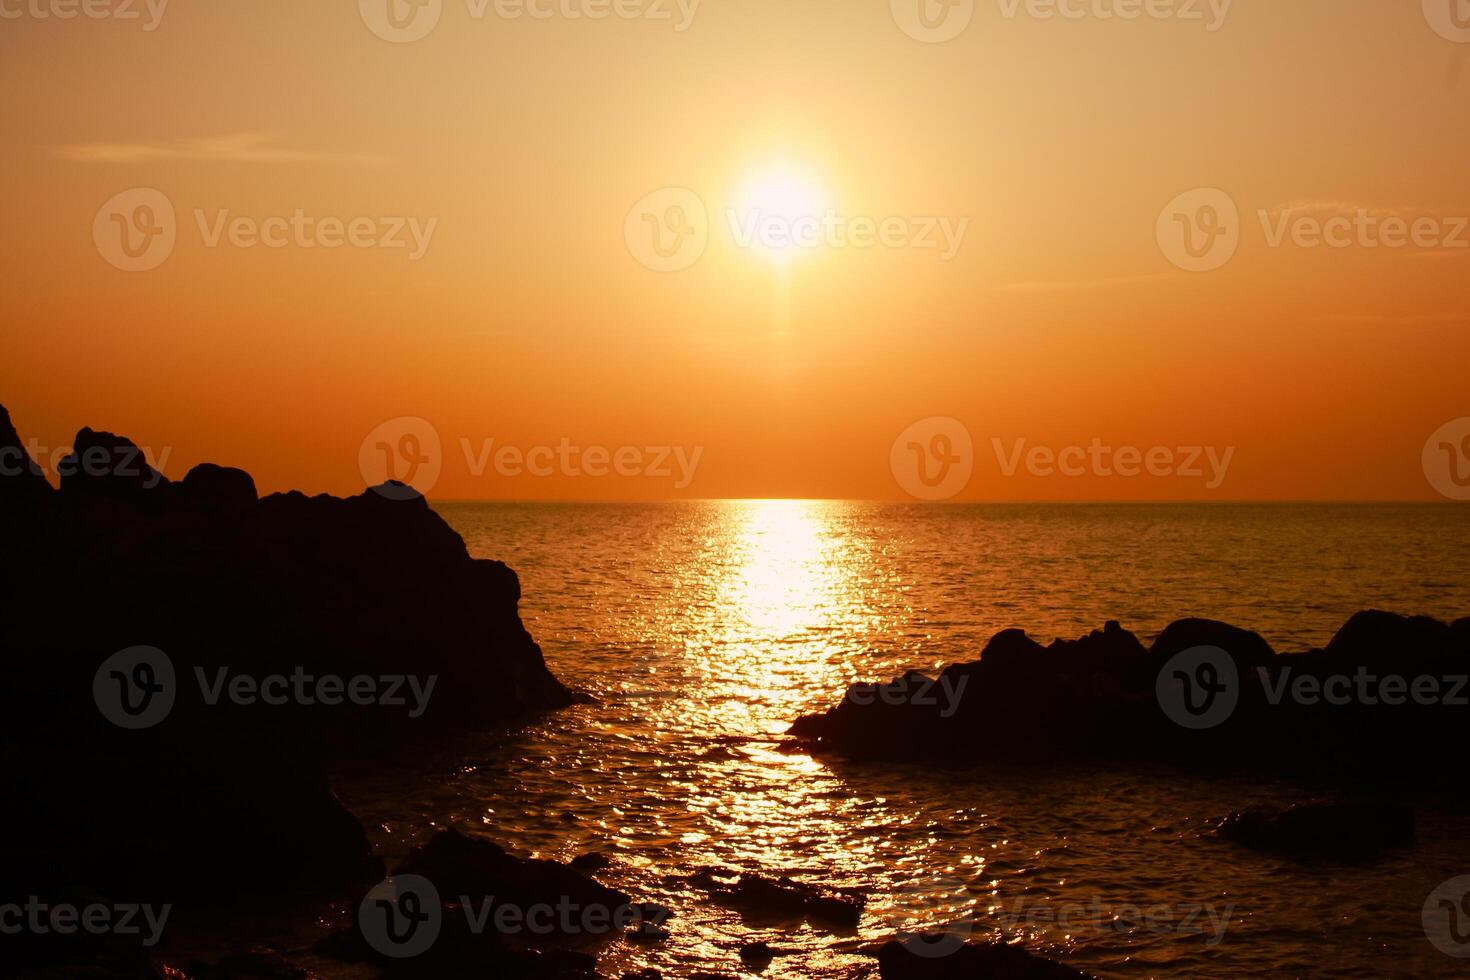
top-left (734, 166), bottom-right (828, 261)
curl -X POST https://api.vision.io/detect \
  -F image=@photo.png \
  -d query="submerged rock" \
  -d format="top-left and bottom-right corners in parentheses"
top-left (738, 940), bottom-right (782, 962)
top-left (626, 922), bottom-right (670, 943)
top-left (568, 851), bottom-right (611, 872)
top-left (875, 938), bottom-right (1090, 979)
top-left (1217, 800), bottom-right (1415, 858)
top-left (694, 869), bottom-right (863, 929)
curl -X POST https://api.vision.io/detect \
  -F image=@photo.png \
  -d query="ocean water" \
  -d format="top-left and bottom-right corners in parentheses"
top-left (339, 501), bottom-right (1470, 978)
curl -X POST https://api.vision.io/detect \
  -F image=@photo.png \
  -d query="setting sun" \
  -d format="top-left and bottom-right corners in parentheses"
top-left (733, 165), bottom-right (829, 258)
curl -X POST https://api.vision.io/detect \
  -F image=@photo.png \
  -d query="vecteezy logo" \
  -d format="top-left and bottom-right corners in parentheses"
top-left (358, 875), bottom-right (442, 959)
top-left (93, 646), bottom-right (176, 730)
top-left (1424, 876), bottom-right (1470, 957)
top-left (359, 417), bottom-right (444, 501)
top-left (93, 188), bottom-right (176, 273)
top-left (891, 0), bottom-right (975, 43)
top-left (1424, 0), bottom-right (1470, 43)
top-left (360, 0), bottom-right (443, 43)
top-left (1423, 418), bottom-right (1470, 501)
top-left (624, 188), bottom-right (709, 272)
top-left (880, 874), bottom-right (974, 958)
top-left (890, 417), bottom-right (973, 501)
top-left (1157, 188), bottom-right (1240, 272)
top-left (1156, 645), bottom-right (1238, 729)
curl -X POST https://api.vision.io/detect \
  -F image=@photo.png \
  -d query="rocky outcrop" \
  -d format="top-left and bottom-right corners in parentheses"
top-left (789, 611), bottom-right (1470, 786)
top-left (0, 403), bottom-right (572, 919)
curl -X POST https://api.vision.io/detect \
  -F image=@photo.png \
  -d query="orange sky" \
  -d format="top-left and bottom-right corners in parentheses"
top-left (1, 0), bottom-right (1467, 501)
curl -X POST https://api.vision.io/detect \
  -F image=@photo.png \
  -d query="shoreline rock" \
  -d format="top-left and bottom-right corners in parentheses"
top-left (789, 611), bottom-right (1470, 787)
top-left (0, 404), bottom-right (574, 946)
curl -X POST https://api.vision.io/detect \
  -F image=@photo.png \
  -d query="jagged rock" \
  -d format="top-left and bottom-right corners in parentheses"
top-left (1217, 800), bottom-right (1415, 858)
top-left (0, 401), bottom-right (573, 914)
top-left (1322, 610), bottom-right (1455, 667)
top-left (56, 427), bottom-right (170, 501)
top-left (0, 404), bottom-right (52, 506)
top-left (790, 610), bottom-right (1470, 785)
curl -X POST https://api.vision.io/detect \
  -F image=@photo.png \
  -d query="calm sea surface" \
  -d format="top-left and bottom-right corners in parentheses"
top-left (337, 502), bottom-right (1470, 978)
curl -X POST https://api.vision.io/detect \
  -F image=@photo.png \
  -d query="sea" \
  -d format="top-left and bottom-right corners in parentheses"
top-left (335, 501), bottom-right (1470, 978)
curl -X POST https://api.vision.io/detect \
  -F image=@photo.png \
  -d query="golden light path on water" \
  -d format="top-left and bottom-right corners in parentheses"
top-left (331, 501), bottom-right (1470, 979)
top-left (607, 500), bottom-right (981, 976)
top-left (711, 500), bottom-right (871, 736)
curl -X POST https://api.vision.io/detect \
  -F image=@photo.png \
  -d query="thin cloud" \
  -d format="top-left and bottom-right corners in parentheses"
top-left (54, 132), bottom-right (390, 167)
top-left (1265, 200), bottom-right (1466, 220)
top-left (1317, 312), bottom-right (1467, 327)
top-left (994, 273), bottom-right (1172, 293)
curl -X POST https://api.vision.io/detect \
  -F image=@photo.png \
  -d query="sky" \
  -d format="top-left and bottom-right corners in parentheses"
top-left (1, 0), bottom-right (1468, 501)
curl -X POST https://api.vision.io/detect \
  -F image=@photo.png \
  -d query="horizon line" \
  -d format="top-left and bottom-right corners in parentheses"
top-left (426, 497), bottom-right (1466, 506)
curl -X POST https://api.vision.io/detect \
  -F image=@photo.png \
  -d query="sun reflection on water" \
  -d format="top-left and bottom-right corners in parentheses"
top-left (706, 500), bottom-right (880, 740)
top-left (331, 502), bottom-right (1470, 978)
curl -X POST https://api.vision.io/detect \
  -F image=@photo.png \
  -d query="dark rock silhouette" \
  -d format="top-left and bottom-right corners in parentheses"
top-left (394, 828), bottom-right (639, 934)
top-left (568, 851), bottom-right (610, 872)
top-left (0, 405), bottom-right (573, 962)
top-left (320, 908), bottom-right (603, 980)
top-left (738, 940), bottom-right (778, 962)
top-left (691, 867), bottom-right (864, 928)
top-left (790, 610), bottom-right (1470, 787)
top-left (178, 462), bottom-right (258, 509)
top-left (316, 829), bottom-right (659, 978)
top-left (0, 404), bottom-right (51, 506)
top-left (1216, 800), bottom-right (1415, 858)
top-left (875, 938), bottom-right (1090, 978)
top-left (58, 426), bottom-right (170, 500)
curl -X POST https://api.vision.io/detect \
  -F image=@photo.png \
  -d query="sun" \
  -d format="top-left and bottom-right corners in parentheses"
top-left (734, 166), bottom-right (828, 260)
